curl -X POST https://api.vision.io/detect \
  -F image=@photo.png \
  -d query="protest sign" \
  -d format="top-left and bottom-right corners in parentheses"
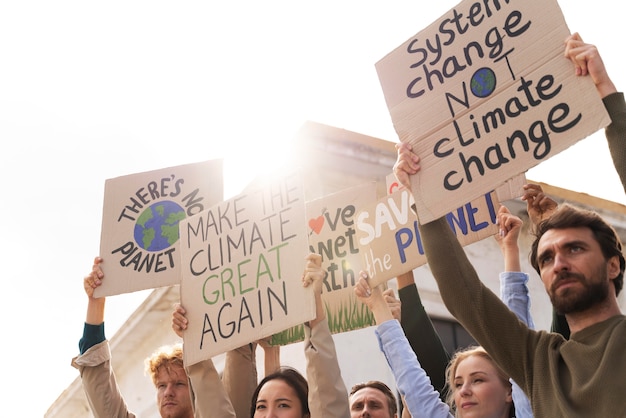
top-left (271, 182), bottom-right (377, 345)
top-left (179, 171), bottom-right (312, 365)
top-left (376, 0), bottom-right (610, 223)
top-left (355, 172), bottom-right (525, 287)
top-left (97, 160), bottom-right (223, 297)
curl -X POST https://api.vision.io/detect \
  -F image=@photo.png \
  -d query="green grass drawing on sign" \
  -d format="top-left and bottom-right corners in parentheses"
top-left (269, 297), bottom-right (375, 345)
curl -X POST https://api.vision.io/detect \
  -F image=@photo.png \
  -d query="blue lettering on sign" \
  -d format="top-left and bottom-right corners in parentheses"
top-left (394, 191), bottom-right (497, 263)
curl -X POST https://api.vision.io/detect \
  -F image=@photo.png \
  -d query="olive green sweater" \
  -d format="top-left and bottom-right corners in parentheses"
top-left (420, 214), bottom-right (626, 417)
top-left (605, 92), bottom-right (626, 192)
top-left (417, 93), bottom-right (626, 417)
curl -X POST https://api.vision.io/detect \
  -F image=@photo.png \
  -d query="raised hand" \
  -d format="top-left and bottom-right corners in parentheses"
top-left (521, 183), bottom-right (558, 228)
top-left (382, 288), bottom-right (401, 321)
top-left (171, 303), bottom-right (188, 338)
top-left (393, 142), bottom-right (420, 190)
top-left (564, 32), bottom-right (617, 98)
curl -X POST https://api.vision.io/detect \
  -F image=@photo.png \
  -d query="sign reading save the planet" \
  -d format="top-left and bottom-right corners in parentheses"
top-left (96, 160), bottom-right (223, 297)
top-left (376, 0), bottom-right (610, 223)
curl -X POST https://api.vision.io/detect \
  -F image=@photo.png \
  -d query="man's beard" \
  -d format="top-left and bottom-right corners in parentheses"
top-left (550, 269), bottom-right (610, 315)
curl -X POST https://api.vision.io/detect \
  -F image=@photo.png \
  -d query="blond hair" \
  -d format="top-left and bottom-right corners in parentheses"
top-left (144, 343), bottom-right (185, 386)
top-left (445, 346), bottom-right (513, 418)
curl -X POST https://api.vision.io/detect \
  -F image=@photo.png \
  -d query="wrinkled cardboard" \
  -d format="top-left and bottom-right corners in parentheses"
top-left (97, 159), bottom-right (223, 297)
top-left (271, 182), bottom-right (378, 344)
top-left (376, 0), bottom-right (610, 223)
top-left (355, 173), bottom-right (525, 287)
top-left (179, 171), bottom-right (313, 365)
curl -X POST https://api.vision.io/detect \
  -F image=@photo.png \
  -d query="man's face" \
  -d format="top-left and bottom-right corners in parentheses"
top-left (536, 227), bottom-right (617, 314)
top-left (155, 364), bottom-right (193, 418)
top-left (349, 387), bottom-right (394, 418)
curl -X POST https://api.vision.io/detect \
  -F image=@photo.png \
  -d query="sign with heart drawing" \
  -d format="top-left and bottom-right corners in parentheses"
top-left (270, 181), bottom-right (378, 345)
top-left (308, 216), bottom-right (325, 235)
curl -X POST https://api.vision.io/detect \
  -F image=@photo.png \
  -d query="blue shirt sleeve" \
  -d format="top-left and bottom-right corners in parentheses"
top-left (499, 271), bottom-right (534, 418)
top-left (376, 320), bottom-right (453, 418)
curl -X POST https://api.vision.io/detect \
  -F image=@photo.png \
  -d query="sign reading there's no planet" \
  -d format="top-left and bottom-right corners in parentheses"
top-left (96, 160), bottom-right (223, 297)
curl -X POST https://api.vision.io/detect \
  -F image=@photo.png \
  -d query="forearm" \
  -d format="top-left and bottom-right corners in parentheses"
top-left (501, 244), bottom-right (521, 273)
top-left (222, 344), bottom-right (257, 418)
top-left (187, 357), bottom-right (236, 418)
top-left (604, 92), bottom-right (626, 192)
top-left (419, 217), bottom-right (535, 389)
top-left (308, 293), bottom-right (325, 329)
top-left (305, 318), bottom-right (350, 418)
top-left (398, 285), bottom-right (450, 397)
top-left (377, 320), bottom-right (452, 418)
top-left (498, 272), bottom-right (535, 418)
top-left (72, 341), bottom-right (134, 418)
top-left (86, 298), bottom-right (105, 325)
top-left (499, 272), bottom-right (535, 329)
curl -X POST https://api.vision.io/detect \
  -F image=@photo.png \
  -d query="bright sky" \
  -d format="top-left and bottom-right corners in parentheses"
top-left (1, 1), bottom-right (623, 416)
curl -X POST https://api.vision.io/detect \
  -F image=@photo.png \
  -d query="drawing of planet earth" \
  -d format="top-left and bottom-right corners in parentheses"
top-left (134, 201), bottom-right (186, 251)
top-left (470, 67), bottom-right (496, 98)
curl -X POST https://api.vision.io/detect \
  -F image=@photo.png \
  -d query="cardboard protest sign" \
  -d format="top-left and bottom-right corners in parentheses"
top-left (376, 0), bottom-right (610, 223)
top-left (494, 173), bottom-right (527, 203)
top-left (271, 182), bottom-right (378, 345)
top-left (355, 172), bottom-right (525, 287)
top-left (97, 160), bottom-right (223, 297)
top-left (179, 171), bottom-right (313, 365)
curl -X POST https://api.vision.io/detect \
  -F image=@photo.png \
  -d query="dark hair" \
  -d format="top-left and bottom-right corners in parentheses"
top-left (530, 203), bottom-right (625, 296)
top-left (349, 380), bottom-right (398, 417)
top-left (250, 366), bottom-right (310, 418)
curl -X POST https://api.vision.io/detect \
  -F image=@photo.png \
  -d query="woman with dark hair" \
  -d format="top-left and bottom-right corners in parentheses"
top-left (173, 253), bottom-right (351, 418)
top-left (250, 367), bottom-right (310, 418)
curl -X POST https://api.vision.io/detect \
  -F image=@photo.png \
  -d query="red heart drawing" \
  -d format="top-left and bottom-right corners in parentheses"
top-left (308, 215), bottom-right (325, 235)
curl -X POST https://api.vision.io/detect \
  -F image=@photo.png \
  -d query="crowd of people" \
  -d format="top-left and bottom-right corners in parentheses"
top-left (72, 33), bottom-right (626, 418)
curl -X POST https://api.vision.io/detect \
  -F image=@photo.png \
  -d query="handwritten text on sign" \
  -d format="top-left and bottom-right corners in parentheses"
top-left (97, 160), bottom-right (223, 297)
top-left (356, 187), bottom-right (499, 287)
top-left (180, 173), bottom-right (313, 366)
top-left (376, 0), bottom-right (610, 222)
top-left (271, 182), bottom-right (378, 345)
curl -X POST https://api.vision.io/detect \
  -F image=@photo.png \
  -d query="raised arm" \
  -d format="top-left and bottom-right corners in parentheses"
top-left (565, 32), bottom-right (626, 193)
top-left (495, 205), bottom-right (534, 327)
top-left (396, 271), bottom-right (450, 399)
top-left (521, 183), bottom-right (571, 339)
top-left (72, 257), bottom-right (134, 418)
top-left (355, 273), bottom-right (453, 418)
top-left (393, 142), bottom-right (539, 395)
top-left (172, 304), bottom-right (237, 418)
top-left (494, 205), bottom-right (534, 418)
top-left (302, 253), bottom-right (351, 418)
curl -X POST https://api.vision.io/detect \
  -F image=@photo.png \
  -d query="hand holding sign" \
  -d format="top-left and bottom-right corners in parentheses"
top-left (521, 183), bottom-right (558, 230)
top-left (376, 0), bottom-right (610, 223)
top-left (302, 253), bottom-right (326, 329)
top-left (564, 33), bottom-right (617, 98)
top-left (392, 142), bottom-right (420, 190)
top-left (353, 272), bottom-right (394, 325)
top-left (172, 303), bottom-right (187, 338)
